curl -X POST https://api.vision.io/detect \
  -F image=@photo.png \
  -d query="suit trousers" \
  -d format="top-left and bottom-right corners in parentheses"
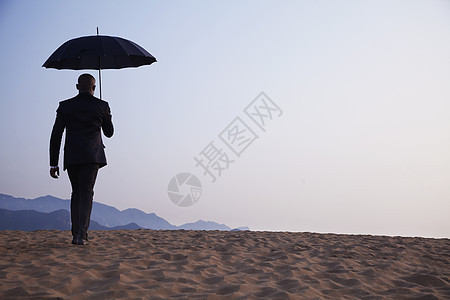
top-left (67, 164), bottom-right (99, 240)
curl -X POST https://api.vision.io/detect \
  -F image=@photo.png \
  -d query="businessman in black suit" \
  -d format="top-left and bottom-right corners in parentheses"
top-left (50, 74), bottom-right (114, 245)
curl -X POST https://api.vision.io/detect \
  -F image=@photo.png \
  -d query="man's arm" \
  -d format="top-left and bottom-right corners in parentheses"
top-left (49, 106), bottom-right (65, 178)
top-left (102, 103), bottom-right (114, 138)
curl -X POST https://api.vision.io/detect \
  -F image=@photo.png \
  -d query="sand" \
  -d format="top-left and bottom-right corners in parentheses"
top-left (0, 229), bottom-right (449, 299)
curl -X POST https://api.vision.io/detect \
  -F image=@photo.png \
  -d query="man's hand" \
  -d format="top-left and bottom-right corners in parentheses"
top-left (50, 167), bottom-right (60, 179)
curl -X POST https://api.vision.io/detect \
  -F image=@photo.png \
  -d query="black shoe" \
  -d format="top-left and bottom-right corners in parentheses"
top-left (73, 233), bottom-right (85, 245)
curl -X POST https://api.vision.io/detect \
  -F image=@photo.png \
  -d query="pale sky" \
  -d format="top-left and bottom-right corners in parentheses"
top-left (0, 0), bottom-right (449, 238)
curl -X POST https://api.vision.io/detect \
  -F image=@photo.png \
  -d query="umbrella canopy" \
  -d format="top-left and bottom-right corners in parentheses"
top-left (43, 34), bottom-right (156, 99)
top-left (43, 35), bottom-right (156, 70)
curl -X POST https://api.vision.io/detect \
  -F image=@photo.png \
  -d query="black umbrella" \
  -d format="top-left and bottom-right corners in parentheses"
top-left (43, 30), bottom-right (156, 99)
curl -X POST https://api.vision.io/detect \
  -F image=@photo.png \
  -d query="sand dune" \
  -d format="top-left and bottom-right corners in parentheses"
top-left (0, 229), bottom-right (449, 299)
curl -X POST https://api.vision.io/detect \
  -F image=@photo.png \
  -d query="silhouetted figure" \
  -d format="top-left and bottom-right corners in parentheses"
top-left (50, 74), bottom-right (114, 245)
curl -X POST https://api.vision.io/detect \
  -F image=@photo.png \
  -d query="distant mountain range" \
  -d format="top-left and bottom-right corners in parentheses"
top-left (0, 208), bottom-right (142, 231)
top-left (0, 194), bottom-right (249, 232)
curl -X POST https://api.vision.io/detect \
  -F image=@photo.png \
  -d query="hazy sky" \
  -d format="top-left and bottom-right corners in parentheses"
top-left (1, 0), bottom-right (449, 238)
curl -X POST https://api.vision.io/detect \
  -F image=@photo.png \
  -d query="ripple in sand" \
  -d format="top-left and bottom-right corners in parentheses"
top-left (203, 275), bottom-right (224, 285)
top-left (214, 284), bottom-right (240, 295)
top-left (402, 274), bottom-right (447, 287)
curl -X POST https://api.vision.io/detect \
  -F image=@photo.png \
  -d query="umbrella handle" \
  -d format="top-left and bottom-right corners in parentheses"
top-left (98, 67), bottom-right (102, 100)
top-left (97, 27), bottom-right (102, 100)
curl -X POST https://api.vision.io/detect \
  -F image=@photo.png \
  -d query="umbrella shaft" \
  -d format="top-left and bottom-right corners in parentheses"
top-left (98, 65), bottom-right (102, 100)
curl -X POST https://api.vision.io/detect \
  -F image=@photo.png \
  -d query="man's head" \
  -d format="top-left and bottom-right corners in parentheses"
top-left (76, 74), bottom-right (96, 95)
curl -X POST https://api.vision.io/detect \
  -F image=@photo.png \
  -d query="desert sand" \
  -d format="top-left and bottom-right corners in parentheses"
top-left (0, 229), bottom-right (449, 299)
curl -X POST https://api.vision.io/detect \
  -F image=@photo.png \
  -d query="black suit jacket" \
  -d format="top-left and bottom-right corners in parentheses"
top-left (50, 92), bottom-right (114, 170)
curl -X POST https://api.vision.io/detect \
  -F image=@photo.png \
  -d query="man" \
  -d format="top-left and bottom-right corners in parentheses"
top-left (50, 74), bottom-right (114, 245)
